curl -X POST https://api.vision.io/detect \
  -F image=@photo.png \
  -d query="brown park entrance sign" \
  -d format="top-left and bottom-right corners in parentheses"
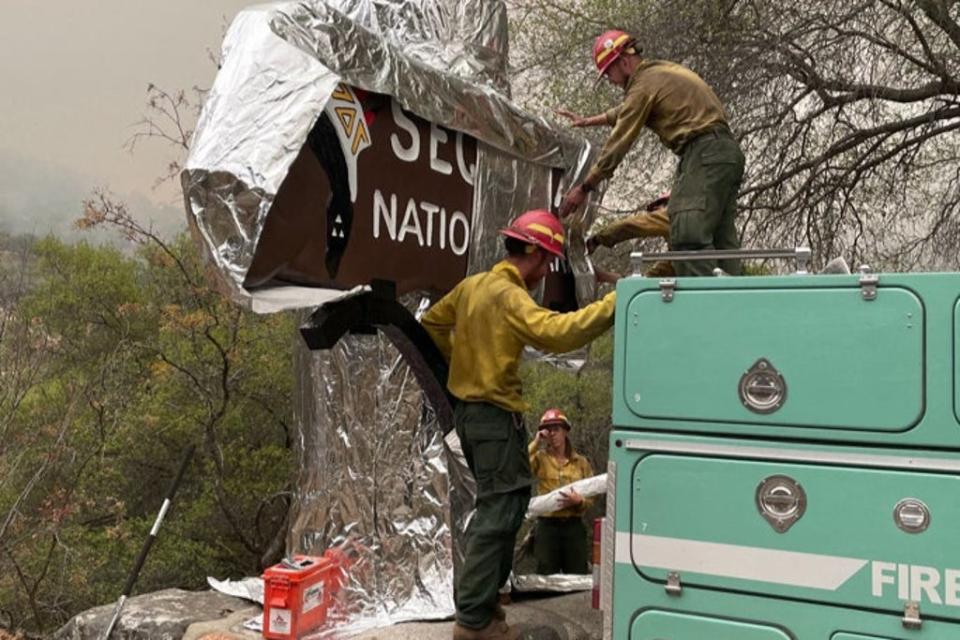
top-left (245, 83), bottom-right (579, 309)
top-left (246, 84), bottom-right (478, 296)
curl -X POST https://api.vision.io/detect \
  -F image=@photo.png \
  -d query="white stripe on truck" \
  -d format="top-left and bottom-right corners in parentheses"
top-left (615, 532), bottom-right (867, 590)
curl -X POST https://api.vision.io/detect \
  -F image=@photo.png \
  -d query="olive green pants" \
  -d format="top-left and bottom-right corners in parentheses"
top-left (454, 401), bottom-right (532, 630)
top-left (534, 517), bottom-right (589, 575)
top-left (668, 128), bottom-right (745, 277)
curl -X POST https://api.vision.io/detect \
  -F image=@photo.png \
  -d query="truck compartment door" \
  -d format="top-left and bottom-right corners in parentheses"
top-left (621, 286), bottom-right (923, 432)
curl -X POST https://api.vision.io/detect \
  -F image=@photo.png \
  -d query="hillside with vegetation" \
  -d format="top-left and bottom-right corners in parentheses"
top-left (0, 216), bottom-right (296, 634)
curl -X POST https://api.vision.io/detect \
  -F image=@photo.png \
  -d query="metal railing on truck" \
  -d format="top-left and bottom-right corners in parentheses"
top-left (630, 247), bottom-right (813, 276)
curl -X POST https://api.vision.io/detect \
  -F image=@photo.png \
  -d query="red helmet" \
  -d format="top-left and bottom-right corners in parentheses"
top-left (539, 408), bottom-right (571, 429)
top-left (499, 209), bottom-right (565, 258)
top-left (593, 30), bottom-right (635, 76)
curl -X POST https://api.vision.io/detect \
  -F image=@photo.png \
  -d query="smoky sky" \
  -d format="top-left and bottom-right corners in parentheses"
top-left (0, 0), bottom-right (253, 237)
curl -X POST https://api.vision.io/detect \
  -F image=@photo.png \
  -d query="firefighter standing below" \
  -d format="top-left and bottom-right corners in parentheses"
top-left (421, 210), bottom-right (616, 640)
top-left (558, 30), bottom-right (745, 277)
top-left (529, 409), bottom-right (594, 575)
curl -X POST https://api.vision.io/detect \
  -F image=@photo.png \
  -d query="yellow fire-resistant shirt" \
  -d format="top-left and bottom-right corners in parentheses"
top-left (421, 260), bottom-right (616, 413)
top-left (528, 440), bottom-right (594, 518)
top-left (586, 60), bottom-right (728, 187)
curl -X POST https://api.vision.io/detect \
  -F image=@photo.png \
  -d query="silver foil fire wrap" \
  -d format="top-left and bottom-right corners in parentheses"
top-left (182, 0), bottom-right (600, 311)
top-left (290, 324), bottom-right (459, 635)
top-left (183, 0), bottom-right (608, 634)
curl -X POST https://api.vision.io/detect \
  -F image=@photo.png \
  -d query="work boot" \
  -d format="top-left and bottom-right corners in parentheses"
top-left (493, 602), bottom-right (507, 621)
top-left (452, 619), bottom-right (519, 640)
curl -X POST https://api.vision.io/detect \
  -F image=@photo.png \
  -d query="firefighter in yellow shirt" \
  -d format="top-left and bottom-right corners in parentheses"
top-left (421, 209), bottom-right (615, 640)
top-left (528, 409), bottom-right (594, 575)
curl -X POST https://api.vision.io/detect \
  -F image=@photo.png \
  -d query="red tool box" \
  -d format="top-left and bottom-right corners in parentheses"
top-left (262, 551), bottom-right (346, 638)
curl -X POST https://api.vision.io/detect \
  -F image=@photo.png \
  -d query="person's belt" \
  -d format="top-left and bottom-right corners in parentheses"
top-left (674, 123), bottom-right (732, 156)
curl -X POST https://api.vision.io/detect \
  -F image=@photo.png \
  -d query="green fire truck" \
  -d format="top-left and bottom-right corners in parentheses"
top-left (599, 248), bottom-right (960, 639)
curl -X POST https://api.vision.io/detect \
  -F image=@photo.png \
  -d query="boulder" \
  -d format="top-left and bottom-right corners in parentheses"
top-left (54, 589), bottom-right (252, 640)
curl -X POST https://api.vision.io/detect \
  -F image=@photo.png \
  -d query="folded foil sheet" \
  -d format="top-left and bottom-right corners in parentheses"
top-left (206, 576), bottom-right (264, 604)
top-left (182, 1), bottom-right (605, 635)
top-left (511, 573), bottom-right (593, 593)
top-left (526, 474), bottom-right (607, 520)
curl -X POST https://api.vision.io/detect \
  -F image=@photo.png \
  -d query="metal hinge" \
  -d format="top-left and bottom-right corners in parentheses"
top-left (665, 572), bottom-right (682, 596)
top-left (902, 600), bottom-right (921, 629)
top-left (858, 265), bottom-right (879, 301)
top-left (659, 279), bottom-right (676, 303)
top-left (860, 274), bottom-right (879, 301)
